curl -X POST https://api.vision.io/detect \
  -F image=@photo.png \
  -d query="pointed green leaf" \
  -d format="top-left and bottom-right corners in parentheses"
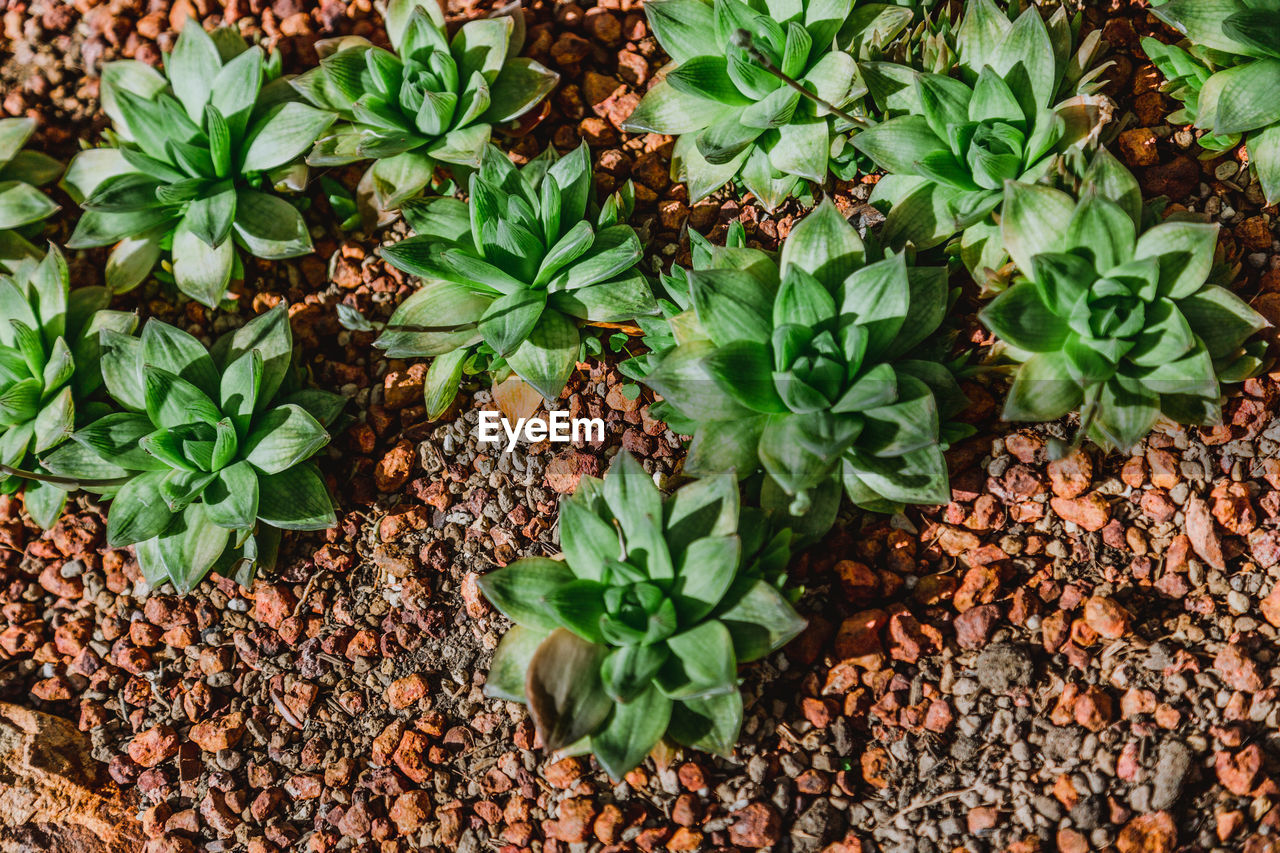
top-left (144, 365), bottom-right (222, 429)
top-left (1001, 181), bottom-right (1075, 276)
top-left (591, 685), bottom-right (672, 780)
top-left (203, 460), bottom-right (259, 529)
top-left (484, 625), bottom-right (548, 702)
top-left (716, 577), bottom-right (806, 662)
top-left (504, 309), bottom-right (580, 402)
top-left (168, 22), bottom-right (222, 121)
top-left (241, 404), bottom-right (329, 474)
top-left (172, 216), bottom-right (235, 308)
top-left (668, 690), bottom-right (742, 757)
top-left (1178, 285), bottom-right (1269, 359)
top-left (106, 470), bottom-right (175, 547)
top-left (232, 189), bottom-right (312, 260)
top-left (159, 501), bottom-right (229, 593)
top-left (656, 620), bottom-right (737, 699)
top-left (255, 463), bottom-right (336, 530)
top-left (1003, 350), bottom-right (1083, 421)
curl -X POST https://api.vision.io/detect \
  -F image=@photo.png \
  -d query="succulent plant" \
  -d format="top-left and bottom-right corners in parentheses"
top-left (622, 0), bottom-right (920, 212)
top-left (0, 118), bottom-right (63, 265)
top-left (62, 23), bottom-right (336, 309)
top-left (0, 246), bottom-right (136, 528)
top-left (42, 306), bottom-right (346, 592)
top-left (642, 200), bottom-right (971, 520)
top-left (618, 219), bottom-right (752, 386)
top-left (982, 173), bottom-right (1269, 452)
top-left (853, 0), bottom-right (1110, 277)
top-left (479, 451), bottom-right (803, 778)
top-left (860, 0), bottom-right (957, 75)
top-left (1141, 0), bottom-right (1280, 204)
top-left (293, 0), bottom-right (559, 214)
top-left (376, 143), bottom-right (657, 417)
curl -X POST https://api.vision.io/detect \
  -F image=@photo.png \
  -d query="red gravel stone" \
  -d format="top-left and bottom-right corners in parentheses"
top-left (593, 803), bottom-right (623, 844)
top-left (251, 583), bottom-right (297, 630)
top-left (285, 773), bottom-right (322, 800)
top-left (954, 603), bottom-right (1001, 649)
top-left (677, 762), bottom-right (706, 791)
top-left (392, 730), bottom-right (430, 783)
top-left (374, 439), bottom-right (414, 492)
top-left (128, 725), bottom-right (179, 768)
top-left (1215, 644), bottom-right (1264, 692)
top-left (729, 803), bottom-right (781, 848)
top-left (671, 793), bottom-right (700, 826)
top-left (1047, 450), bottom-right (1092, 498)
top-left (389, 791), bottom-right (432, 834)
top-left (1074, 686), bottom-right (1113, 732)
top-left (385, 673), bottom-right (427, 710)
top-left (924, 700), bottom-right (954, 733)
top-left (545, 797), bottom-right (596, 843)
top-left (1083, 595), bottom-right (1131, 639)
top-left (1216, 745), bottom-right (1263, 796)
top-left (1050, 492), bottom-right (1111, 531)
top-left (1186, 496), bottom-right (1226, 571)
top-left (1117, 811), bottom-right (1177, 853)
top-left (189, 711), bottom-right (245, 752)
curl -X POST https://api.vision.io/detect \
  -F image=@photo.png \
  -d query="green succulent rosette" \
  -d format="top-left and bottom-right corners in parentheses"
top-left (623, 0), bottom-right (922, 211)
top-left (619, 219), bottom-right (754, 386)
top-left (63, 24), bottom-right (336, 308)
top-left (479, 452), bottom-right (804, 779)
top-left (982, 169), bottom-right (1269, 451)
top-left (0, 118), bottom-right (62, 266)
top-left (0, 246), bottom-right (137, 528)
top-left (642, 199), bottom-right (971, 522)
top-left (1142, 0), bottom-right (1280, 204)
top-left (375, 143), bottom-right (657, 417)
top-left (853, 0), bottom-right (1110, 278)
top-left (292, 0), bottom-right (559, 214)
top-left (43, 306), bottom-right (346, 592)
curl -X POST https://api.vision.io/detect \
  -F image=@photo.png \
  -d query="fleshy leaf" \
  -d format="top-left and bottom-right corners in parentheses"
top-left (524, 628), bottom-right (613, 751)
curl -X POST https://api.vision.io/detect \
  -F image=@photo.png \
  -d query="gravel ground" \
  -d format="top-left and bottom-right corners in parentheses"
top-left (4, 0), bottom-right (1280, 851)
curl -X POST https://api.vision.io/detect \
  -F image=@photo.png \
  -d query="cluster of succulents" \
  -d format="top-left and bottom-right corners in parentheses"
top-left (982, 168), bottom-right (1268, 451)
top-left (853, 0), bottom-right (1111, 279)
top-left (480, 452), bottom-right (803, 777)
top-left (1142, 0), bottom-right (1280, 205)
top-left (0, 255), bottom-right (342, 591)
top-left (0, 247), bottom-right (136, 527)
top-left (623, 0), bottom-right (918, 211)
top-left (375, 143), bottom-right (655, 416)
top-left (293, 0), bottom-right (559, 213)
top-left (6, 0), bottom-right (1274, 779)
top-left (0, 3), bottom-right (565, 591)
top-left (63, 24), bottom-right (336, 307)
top-left (642, 200), bottom-right (971, 522)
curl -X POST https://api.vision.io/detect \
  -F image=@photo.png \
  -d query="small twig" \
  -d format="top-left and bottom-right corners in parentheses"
top-left (775, 723), bottom-right (802, 746)
top-left (732, 30), bottom-right (873, 129)
top-left (0, 463), bottom-right (131, 489)
top-left (143, 661), bottom-right (172, 715)
top-left (887, 785), bottom-right (979, 822)
top-left (292, 571), bottom-right (322, 619)
top-left (271, 689), bottom-right (306, 730)
top-left (456, 738), bottom-right (505, 762)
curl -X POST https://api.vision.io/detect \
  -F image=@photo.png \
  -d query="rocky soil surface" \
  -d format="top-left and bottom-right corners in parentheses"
top-left (4, 0), bottom-right (1280, 851)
